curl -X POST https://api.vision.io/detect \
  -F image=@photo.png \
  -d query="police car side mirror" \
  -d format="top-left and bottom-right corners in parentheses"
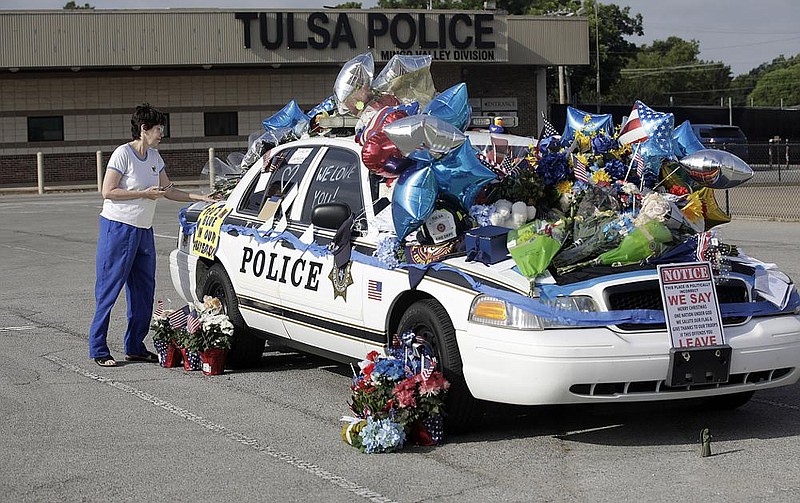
top-left (311, 202), bottom-right (352, 230)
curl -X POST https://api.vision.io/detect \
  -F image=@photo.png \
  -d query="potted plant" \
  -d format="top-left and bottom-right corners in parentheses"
top-left (150, 302), bottom-right (183, 368)
top-left (175, 326), bottom-right (203, 371)
top-left (194, 296), bottom-right (234, 376)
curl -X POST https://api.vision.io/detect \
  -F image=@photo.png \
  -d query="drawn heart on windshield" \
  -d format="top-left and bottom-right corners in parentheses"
top-left (281, 164), bottom-right (300, 190)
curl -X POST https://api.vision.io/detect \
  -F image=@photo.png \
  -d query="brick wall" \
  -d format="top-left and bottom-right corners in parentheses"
top-left (0, 148), bottom-right (240, 186)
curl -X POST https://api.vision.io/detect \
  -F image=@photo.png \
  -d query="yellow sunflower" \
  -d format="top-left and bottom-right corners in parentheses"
top-left (591, 169), bottom-right (611, 185)
top-left (556, 180), bottom-right (574, 195)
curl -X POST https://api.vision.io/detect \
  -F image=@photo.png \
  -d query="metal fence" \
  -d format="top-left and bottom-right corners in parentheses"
top-left (713, 142), bottom-right (800, 221)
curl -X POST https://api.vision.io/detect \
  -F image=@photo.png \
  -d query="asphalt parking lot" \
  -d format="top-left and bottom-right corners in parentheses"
top-left (1, 191), bottom-right (799, 502)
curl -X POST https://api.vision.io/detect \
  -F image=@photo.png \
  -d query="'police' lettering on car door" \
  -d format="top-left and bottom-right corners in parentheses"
top-left (240, 246), bottom-right (323, 291)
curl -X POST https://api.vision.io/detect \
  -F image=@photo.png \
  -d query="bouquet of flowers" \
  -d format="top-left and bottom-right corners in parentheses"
top-left (187, 295), bottom-right (234, 351)
top-left (342, 330), bottom-right (450, 453)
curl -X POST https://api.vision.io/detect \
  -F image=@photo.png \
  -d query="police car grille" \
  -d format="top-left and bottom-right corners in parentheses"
top-left (604, 279), bottom-right (749, 331)
top-left (569, 367), bottom-right (794, 396)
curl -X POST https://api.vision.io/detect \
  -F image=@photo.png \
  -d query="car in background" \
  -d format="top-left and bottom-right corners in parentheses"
top-left (691, 124), bottom-right (749, 162)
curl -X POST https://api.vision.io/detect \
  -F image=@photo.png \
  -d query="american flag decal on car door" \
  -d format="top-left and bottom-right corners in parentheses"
top-left (367, 280), bottom-right (382, 301)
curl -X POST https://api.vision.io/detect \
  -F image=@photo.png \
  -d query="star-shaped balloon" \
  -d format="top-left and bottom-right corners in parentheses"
top-left (423, 82), bottom-right (472, 132)
top-left (672, 120), bottom-right (705, 159)
top-left (383, 114), bottom-right (466, 163)
top-left (391, 163), bottom-right (437, 240)
top-left (634, 101), bottom-right (675, 158)
top-left (430, 138), bottom-right (497, 208)
top-left (262, 100), bottom-right (309, 137)
top-left (561, 106), bottom-right (614, 146)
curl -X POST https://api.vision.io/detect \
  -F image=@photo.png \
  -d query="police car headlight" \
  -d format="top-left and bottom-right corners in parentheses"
top-left (469, 295), bottom-right (598, 330)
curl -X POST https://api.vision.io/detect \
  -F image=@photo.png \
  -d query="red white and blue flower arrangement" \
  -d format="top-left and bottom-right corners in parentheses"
top-left (342, 330), bottom-right (449, 453)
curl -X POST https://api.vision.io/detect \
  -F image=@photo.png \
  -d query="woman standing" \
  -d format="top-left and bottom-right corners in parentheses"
top-left (89, 103), bottom-right (216, 366)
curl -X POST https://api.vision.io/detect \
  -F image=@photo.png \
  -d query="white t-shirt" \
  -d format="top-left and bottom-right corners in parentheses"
top-left (101, 144), bottom-right (165, 229)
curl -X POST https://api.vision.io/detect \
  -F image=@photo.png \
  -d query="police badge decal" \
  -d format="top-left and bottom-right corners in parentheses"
top-left (329, 261), bottom-right (354, 301)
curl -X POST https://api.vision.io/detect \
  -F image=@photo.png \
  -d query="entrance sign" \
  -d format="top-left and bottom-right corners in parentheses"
top-left (658, 262), bottom-right (725, 349)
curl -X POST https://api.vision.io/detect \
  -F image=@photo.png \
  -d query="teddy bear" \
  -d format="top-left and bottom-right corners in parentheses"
top-left (488, 199), bottom-right (536, 229)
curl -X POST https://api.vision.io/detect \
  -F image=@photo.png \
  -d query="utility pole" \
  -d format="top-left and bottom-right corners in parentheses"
top-left (594, 1), bottom-right (600, 113)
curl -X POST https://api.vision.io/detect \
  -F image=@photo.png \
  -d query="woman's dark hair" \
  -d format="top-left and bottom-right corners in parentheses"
top-left (130, 103), bottom-right (166, 139)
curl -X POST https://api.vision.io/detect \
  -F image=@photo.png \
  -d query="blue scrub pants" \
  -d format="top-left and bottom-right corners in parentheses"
top-left (88, 216), bottom-right (156, 359)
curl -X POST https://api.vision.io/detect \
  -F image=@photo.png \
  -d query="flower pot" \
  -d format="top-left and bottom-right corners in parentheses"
top-left (154, 339), bottom-right (183, 368)
top-left (199, 348), bottom-right (227, 376)
top-left (180, 348), bottom-right (202, 371)
top-left (412, 414), bottom-right (445, 446)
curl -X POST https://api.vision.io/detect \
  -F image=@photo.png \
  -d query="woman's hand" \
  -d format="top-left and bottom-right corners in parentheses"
top-left (142, 186), bottom-right (166, 200)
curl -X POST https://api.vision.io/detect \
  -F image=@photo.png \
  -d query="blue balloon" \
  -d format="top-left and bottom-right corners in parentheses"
top-left (430, 138), bottom-right (497, 209)
top-left (392, 163), bottom-right (437, 240)
top-left (262, 100), bottom-right (309, 136)
top-left (672, 120), bottom-right (705, 158)
top-left (561, 106), bottom-right (614, 146)
top-left (637, 141), bottom-right (667, 177)
top-left (423, 83), bottom-right (472, 131)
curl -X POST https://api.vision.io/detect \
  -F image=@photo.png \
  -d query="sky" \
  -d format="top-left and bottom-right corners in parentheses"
top-left (4, 1), bottom-right (799, 76)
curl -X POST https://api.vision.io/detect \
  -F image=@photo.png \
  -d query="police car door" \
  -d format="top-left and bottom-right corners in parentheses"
top-left (279, 145), bottom-right (374, 358)
top-left (228, 145), bottom-right (321, 339)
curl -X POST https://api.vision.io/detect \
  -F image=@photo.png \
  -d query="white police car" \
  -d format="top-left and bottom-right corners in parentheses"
top-left (170, 129), bottom-right (800, 428)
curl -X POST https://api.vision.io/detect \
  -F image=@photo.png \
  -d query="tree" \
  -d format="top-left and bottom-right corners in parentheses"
top-left (607, 36), bottom-right (731, 106)
top-left (749, 62), bottom-right (800, 108)
top-left (332, 2), bottom-right (363, 7)
top-left (731, 55), bottom-right (800, 107)
top-left (63, 1), bottom-right (94, 9)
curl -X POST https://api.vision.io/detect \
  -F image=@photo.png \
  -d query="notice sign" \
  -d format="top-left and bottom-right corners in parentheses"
top-left (191, 203), bottom-right (232, 260)
top-left (658, 262), bottom-right (725, 349)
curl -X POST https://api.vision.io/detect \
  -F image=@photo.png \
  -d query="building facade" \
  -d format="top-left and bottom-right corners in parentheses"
top-left (0, 9), bottom-right (588, 186)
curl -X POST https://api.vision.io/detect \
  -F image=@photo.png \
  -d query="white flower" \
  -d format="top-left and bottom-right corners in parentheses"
top-left (635, 192), bottom-right (670, 227)
top-left (621, 182), bottom-right (639, 196)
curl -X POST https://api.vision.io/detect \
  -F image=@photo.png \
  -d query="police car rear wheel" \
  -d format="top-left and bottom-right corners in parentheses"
top-left (397, 298), bottom-right (477, 434)
top-left (203, 264), bottom-right (266, 369)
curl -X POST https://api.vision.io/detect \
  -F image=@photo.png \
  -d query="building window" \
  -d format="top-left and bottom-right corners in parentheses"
top-left (204, 111), bottom-right (238, 136)
top-left (28, 116), bottom-right (64, 142)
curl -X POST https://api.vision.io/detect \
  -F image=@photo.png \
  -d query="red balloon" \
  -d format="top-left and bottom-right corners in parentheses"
top-left (361, 132), bottom-right (408, 178)
top-left (356, 106), bottom-right (408, 146)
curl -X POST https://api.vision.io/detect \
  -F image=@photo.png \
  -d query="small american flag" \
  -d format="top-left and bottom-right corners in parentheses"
top-left (168, 305), bottom-right (189, 329)
top-left (535, 112), bottom-right (559, 159)
top-left (634, 147), bottom-right (645, 178)
top-left (420, 355), bottom-right (436, 381)
top-left (186, 310), bottom-right (201, 334)
top-left (696, 232), bottom-right (712, 262)
top-left (367, 280), bottom-right (382, 301)
top-left (541, 113), bottom-right (558, 138)
top-left (154, 298), bottom-right (164, 318)
top-left (572, 154), bottom-right (589, 183)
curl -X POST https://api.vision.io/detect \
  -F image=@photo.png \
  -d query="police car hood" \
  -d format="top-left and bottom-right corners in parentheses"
top-left (442, 255), bottom-right (534, 293)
